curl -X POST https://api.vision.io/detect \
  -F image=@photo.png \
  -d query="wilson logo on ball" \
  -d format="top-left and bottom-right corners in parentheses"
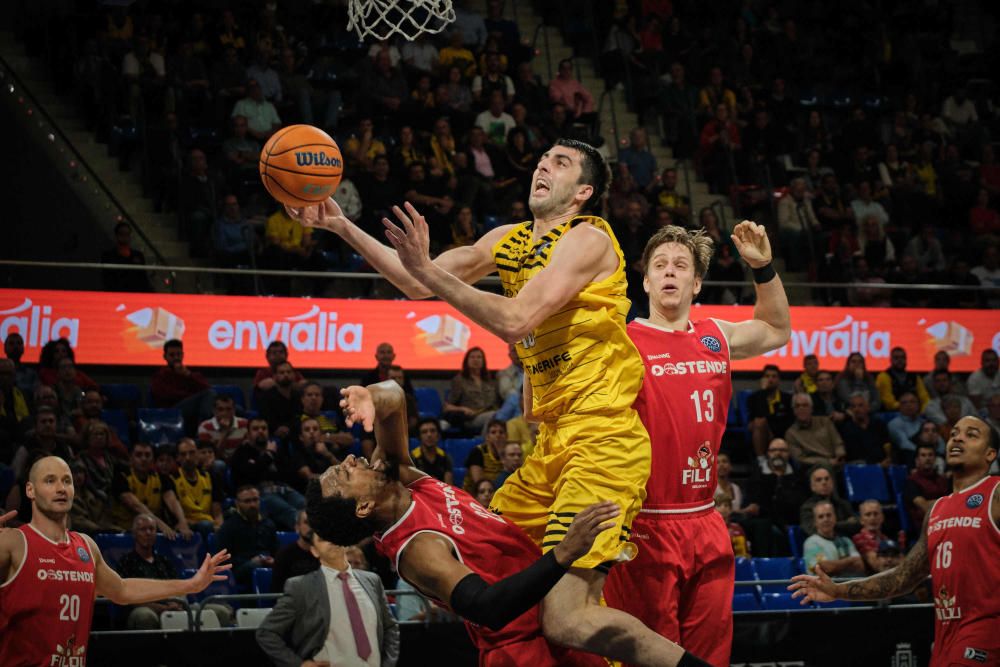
top-left (294, 152), bottom-right (342, 168)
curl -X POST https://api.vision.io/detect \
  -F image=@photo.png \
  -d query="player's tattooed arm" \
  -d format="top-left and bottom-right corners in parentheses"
top-left (840, 530), bottom-right (930, 600)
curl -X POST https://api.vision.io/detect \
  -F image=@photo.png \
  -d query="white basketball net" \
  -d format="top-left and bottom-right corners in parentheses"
top-left (348, 0), bottom-right (456, 42)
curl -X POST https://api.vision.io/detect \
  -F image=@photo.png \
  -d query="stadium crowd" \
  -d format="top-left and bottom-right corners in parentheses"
top-left (12, 0), bottom-right (996, 304)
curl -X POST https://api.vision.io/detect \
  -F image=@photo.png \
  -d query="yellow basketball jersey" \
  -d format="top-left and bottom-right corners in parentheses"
top-left (172, 470), bottom-right (214, 523)
top-left (492, 216), bottom-right (644, 421)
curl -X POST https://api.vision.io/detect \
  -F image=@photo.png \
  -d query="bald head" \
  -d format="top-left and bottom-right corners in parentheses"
top-left (28, 456), bottom-right (71, 484)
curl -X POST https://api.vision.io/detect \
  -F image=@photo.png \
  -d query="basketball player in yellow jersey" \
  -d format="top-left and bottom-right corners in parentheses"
top-left (288, 138), bottom-right (708, 667)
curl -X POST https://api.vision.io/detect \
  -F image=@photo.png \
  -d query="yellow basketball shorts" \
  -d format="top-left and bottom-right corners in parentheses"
top-left (489, 409), bottom-right (651, 570)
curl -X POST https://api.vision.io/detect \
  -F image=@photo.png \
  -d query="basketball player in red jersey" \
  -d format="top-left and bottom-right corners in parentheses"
top-left (306, 380), bottom-right (710, 667)
top-left (603, 222), bottom-right (791, 667)
top-left (0, 456), bottom-right (232, 667)
top-left (791, 416), bottom-right (1000, 666)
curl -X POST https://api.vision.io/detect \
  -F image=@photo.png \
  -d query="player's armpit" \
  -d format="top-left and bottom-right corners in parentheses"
top-left (434, 224), bottom-right (516, 283)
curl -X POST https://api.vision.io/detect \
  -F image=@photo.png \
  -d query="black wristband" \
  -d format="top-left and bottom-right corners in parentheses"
top-left (678, 651), bottom-right (712, 667)
top-left (752, 262), bottom-right (776, 284)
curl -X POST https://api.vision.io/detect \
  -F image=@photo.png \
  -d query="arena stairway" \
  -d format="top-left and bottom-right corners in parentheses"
top-left (0, 30), bottom-right (204, 293)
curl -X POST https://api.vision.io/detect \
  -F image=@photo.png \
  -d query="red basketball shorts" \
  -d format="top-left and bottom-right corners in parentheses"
top-left (604, 507), bottom-right (735, 667)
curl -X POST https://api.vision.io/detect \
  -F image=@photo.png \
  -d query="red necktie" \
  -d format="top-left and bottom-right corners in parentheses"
top-left (338, 571), bottom-right (372, 660)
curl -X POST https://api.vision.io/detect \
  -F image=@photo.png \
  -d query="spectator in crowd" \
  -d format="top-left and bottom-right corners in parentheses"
top-left (887, 392), bottom-right (928, 466)
top-left (179, 148), bottom-right (221, 257)
top-left (116, 513), bottom-right (234, 629)
top-left (254, 341), bottom-right (307, 393)
top-left (838, 392), bottom-right (891, 465)
top-left (285, 418), bottom-right (337, 493)
top-left (68, 455), bottom-right (123, 534)
top-left (28, 384), bottom-right (78, 449)
top-left (122, 34), bottom-right (167, 119)
top-left (231, 418), bottom-right (304, 531)
top-left (933, 396), bottom-right (967, 442)
top-left (462, 419), bottom-right (507, 493)
top-left (232, 78), bottom-right (281, 141)
top-left (776, 177), bottom-right (821, 270)
top-left (384, 365), bottom-right (419, 438)
top-left (967, 348), bottom-right (1000, 410)
top-left (923, 351), bottom-right (967, 398)
top-left (197, 395), bottom-right (248, 469)
top-left (493, 441), bottom-right (523, 488)
top-left (213, 194), bottom-right (254, 274)
top-left (793, 355), bottom-right (821, 395)
top-left (496, 343), bottom-right (523, 403)
top-left (263, 206), bottom-right (319, 283)
top-left (0, 358), bottom-right (29, 463)
top-left (986, 393), bottom-right (1000, 435)
top-left (74, 418), bottom-right (122, 522)
top-left (699, 103), bottom-right (742, 194)
top-left (799, 465), bottom-right (859, 536)
top-left (246, 45), bottom-right (282, 102)
top-left (216, 484), bottom-right (279, 586)
top-left (38, 338), bottom-right (98, 391)
top-left (750, 438), bottom-right (807, 544)
top-left (504, 394), bottom-right (537, 455)
top-left (271, 510), bottom-right (319, 593)
top-left (11, 407), bottom-right (74, 480)
top-left (472, 51), bottom-right (514, 104)
top-left (618, 127), bottom-right (657, 190)
top-left (803, 501), bottom-right (865, 576)
top-left (151, 339), bottom-right (214, 435)
top-left (923, 371), bottom-right (977, 425)
top-left (4, 333), bottom-right (38, 397)
top-left (360, 343), bottom-right (414, 394)
top-left (299, 382), bottom-right (354, 459)
top-left (810, 371), bottom-right (846, 422)
top-left (971, 245), bottom-right (1000, 308)
top-left (646, 168), bottom-right (691, 226)
top-left (749, 364), bottom-right (793, 464)
top-left (474, 478), bottom-right (496, 507)
top-left (444, 347), bottom-right (501, 434)
top-left (256, 530), bottom-right (399, 667)
top-left (112, 441), bottom-right (192, 540)
top-left (259, 361), bottom-right (301, 439)
top-left (903, 442), bottom-right (949, 528)
top-left (785, 392), bottom-right (846, 468)
top-left (548, 59), bottom-right (595, 120)
top-left (813, 174), bottom-right (854, 232)
top-left (876, 347), bottom-right (930, 411)
top-left (401, 35), bottom-right (439, 75)
top-left (366, 50), bottom-right (409, 117)
top-left (851, 500), bottom-right (898, 573)
top-left (172, 437), bottom-right (223, 537)
top-left (100, 222), bottom-right (152, 293)
top-left (834, 352), bottom-right (881, 411)
top-left (52, 357), bottom-right (85, 418)
top-left (715, 494), bottom-right (749, 558)
top-left (850, 181), bottom-right (890, 231)
top-left (713, 452), bottom-right (748, 516)
top-left (411, 418), bottom-right (454, 485)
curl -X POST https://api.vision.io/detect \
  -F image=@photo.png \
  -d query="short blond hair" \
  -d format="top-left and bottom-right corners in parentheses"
top-left (641, 225), bottom-right (715, 279)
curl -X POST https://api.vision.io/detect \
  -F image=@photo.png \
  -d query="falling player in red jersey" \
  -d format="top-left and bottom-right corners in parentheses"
top-left (0, 456), bottom-right (231, 667)
top-left (306, 381), bottom-right (710, 667)
top-left (791, 416), bottom-right (1000, 666)
top-left (603, 222), bottom-right (791, 667)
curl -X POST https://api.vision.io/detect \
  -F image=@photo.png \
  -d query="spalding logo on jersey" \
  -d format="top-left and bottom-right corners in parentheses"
top-left (966, 493), bottom-right (984, 509)
top-left (76, 546), bottom-right (90, 563)
top-left (700, 335), bottom-right (721, 353)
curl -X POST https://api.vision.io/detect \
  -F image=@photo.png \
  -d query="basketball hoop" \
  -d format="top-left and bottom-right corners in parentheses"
top-left (348, 0), bottom-right (456, 42)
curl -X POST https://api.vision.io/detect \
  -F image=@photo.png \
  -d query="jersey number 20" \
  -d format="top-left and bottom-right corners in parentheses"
top-left (59, 594), bottom-right (80, 622)
top-left (690, 390), bottom-right (715, 423)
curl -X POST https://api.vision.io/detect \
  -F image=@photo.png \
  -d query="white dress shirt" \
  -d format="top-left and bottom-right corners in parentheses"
top-left (314, 565), bottom-right (380, 667)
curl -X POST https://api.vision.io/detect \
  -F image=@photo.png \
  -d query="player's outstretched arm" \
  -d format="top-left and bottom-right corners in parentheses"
top-left (716, 221), bottom-right (791, 360)
top-left (788, 515), bottom-right (931, 604)
top-left (385, 203), bottom-right (613, 343)
top-left (400, 501), bottom-right (620, 631)
top-left (341, 382), bottom-right (420, 475)
top-left (84, 534), bottom-right (232, 605)
top-left (288, 198), bottom-right (512, 299)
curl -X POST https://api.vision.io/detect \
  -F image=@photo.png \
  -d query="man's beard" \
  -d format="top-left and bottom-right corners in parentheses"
top-left (36, 502), bottom-right (70, 523)
top-left (945, 461), bottom-right (965, 474)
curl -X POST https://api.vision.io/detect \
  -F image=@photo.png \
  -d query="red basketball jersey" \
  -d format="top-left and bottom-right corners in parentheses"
top-left (375, 475), bottom-right (550, 652)
top-left (926, 476), bottom-right (1000, 664)
top-left (0, 524), bottom-right (97, 667)
top-left (627, 318), bottom-right (732, 511)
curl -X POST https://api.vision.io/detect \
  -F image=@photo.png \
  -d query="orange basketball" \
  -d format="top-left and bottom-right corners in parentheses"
top-left (259, 124), bottom-right (344, 207)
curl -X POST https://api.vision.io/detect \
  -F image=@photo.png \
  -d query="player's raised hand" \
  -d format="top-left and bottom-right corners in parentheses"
top-left (286, 197), bottom-right (349, 235)
top-left (553, 501), bottom-right (621, 567)
top-left (730, 220), bottom-right (772, 269)
top-left (788, 563), bottom-right (839, 604)
top-left (186, 550), bottom-right (233, 594)
top-left (383, 202), bottom-right (433, 275)
top-left (340, 386), bottom-right (376, 431)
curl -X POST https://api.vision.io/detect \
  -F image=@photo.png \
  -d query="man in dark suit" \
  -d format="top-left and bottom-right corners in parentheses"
top-left (256, 531), bottom-right (399, 667)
